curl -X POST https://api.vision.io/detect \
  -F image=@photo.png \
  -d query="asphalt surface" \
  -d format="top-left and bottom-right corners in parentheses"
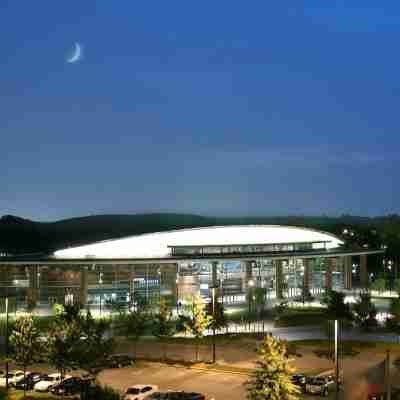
top-left (99, 363), bottom-right (337, 400)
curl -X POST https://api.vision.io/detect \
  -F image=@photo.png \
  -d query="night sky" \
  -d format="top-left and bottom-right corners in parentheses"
top-left (1, 1), bottom-right (399, 221)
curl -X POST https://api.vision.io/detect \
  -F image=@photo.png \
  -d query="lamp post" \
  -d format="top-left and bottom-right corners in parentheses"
top-left (5, 296), bottom-right (9, 390)
top-left (210, 285), bottom-right (217, 363)
top-left (175, 277), bottom-right (179, 316)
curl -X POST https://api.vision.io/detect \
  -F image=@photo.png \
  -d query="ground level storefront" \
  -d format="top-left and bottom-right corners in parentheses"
top-left (0, 252), bottom-right (378, 313)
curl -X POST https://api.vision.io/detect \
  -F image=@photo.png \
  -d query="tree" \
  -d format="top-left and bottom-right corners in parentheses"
top-left (47, 307), bottom-right (115, 382)
top-left (393, 278), bottom-right (400, 295)
top-left (74, 312), bottom-right (115, 377)
top-left (386, 298), bottom-right (400, 337)
top-left (152, 298), bottom-right (175, 360)
top-left (47, 318), bottom-right (81, 380)
top-left (206, 300), bottom-right (227, 332)
top-left (185, 295), bottom-right (212, 361)
top-left (321, 289), bottom-right (353, 322)
top-left (253, 288), bottom-right (268, 317)
top-left (10, 315), bottom-right (42, 397)
top-left (119, 310), bottom-right (147, 357)
top-left (246, 334), bottom-right (300, 400)
top-left (370, 277), bottom-right (386, 293)
top-left (352, 293), bottom-right (378, 332)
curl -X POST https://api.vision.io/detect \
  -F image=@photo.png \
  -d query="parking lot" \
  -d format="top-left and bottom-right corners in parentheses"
top-left (99, 363), bottom-right (339, 400)
top-left (0, 361), bottom-right (355, 399)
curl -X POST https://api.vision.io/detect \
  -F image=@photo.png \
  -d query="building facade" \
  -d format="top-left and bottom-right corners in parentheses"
top-left (0, 225), bottom-right (383, 311)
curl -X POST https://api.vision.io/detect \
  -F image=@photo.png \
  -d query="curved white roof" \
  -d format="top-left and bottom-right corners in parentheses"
top-left (54, 225), bottom-right (343, 259)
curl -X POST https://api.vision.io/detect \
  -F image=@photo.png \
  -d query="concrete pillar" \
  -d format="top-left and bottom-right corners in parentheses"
top-left (80, 266), bottom-right (88, 307)
top-left (211, 261), bottom-right (218, 287)
top-left (343, 256), bottom-right (353, 290)
top-left (325, 258), bottom-right (333, 290)
top-left (128, 269), bottom-right (135, 308)
top-left (28, 265), bottom-right (39, 304)
top-left (275, 260), bottom-right (284, 300)
top-left (303, 259), bottom-right (311, 292)
top-left (241, 260), bottom-right (254, 292)
top-left (360, 254), bottom-right (368, 289)
top-left (0, 265), bottom-right (11, 287)
top-left (40, 267), bottom-right (49, 304)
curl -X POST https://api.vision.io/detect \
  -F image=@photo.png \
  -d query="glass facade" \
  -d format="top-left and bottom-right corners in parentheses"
top-left (0, 255), bottom-right (349, 312)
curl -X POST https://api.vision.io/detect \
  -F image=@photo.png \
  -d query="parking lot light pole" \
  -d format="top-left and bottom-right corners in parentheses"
top-left (211, 285), bottom-right (217, 363)
top-left (335, 319), bottom-right (339, 400)
top-left (5, 296), bottom-right (9, 390)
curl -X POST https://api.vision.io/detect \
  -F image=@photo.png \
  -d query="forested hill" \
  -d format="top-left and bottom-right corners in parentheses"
top-left (0, 213), bottom-right (400, 256)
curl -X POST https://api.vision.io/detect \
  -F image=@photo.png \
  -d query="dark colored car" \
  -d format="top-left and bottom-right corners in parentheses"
top-left (50, 377), bottom-right (83, 396)
top-left (145, 391), bottom-right (205, 400)
top-left (291, 373), bottom-right (307, 391)
top-left (107, 354), bottom-right (135, 368)
top-left (14, 373), bottom-right (48, 391)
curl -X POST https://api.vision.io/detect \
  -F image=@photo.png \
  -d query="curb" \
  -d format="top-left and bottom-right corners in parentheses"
top-left (156, 362), bottom-right (253, 376)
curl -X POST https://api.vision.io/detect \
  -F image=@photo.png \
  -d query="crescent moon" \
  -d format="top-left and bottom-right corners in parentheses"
top-left (66, 43), bottom-right (82, 64)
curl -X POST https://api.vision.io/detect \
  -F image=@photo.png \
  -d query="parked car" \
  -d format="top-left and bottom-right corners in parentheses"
top-left (305, 375), bottom-right (336, 396)
top-left (51, 377), bottom-right (84, 396)
top-left (0, 370), bottom-right (29, 387)
top-left (124, 384), bottom-right (159, 400)
top-left (34, 372), bottom-right (71, 392)
top-left (145, 391), bottom-right (205, 400)
top-left (291, 373), bottom-right (307, 391)
top-left (107, 354), bottom-right (135, 368)
top-left (14, 373), bottom-right (48, 391)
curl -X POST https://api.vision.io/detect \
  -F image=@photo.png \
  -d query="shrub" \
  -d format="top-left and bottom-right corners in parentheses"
top-left (85, 384), bottom-right (121, 400)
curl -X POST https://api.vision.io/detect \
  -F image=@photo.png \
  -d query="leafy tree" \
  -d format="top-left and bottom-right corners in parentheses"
top-left (352, 293), bottom-right (378, 331)
top-left (119, 310), bottom-right (147, 357)
top-left (370, 277), bottom-right (386, 293)
top-left (246, 334), bottom-right (300, 400)
top-left (47, 307), bottom-right (115, 382)
top-left (152, 298), bottom-right (175, 359)
top-left (253, 288), bottom-right (268, 316)
top-left (74, 312), bottom-right (115, 377)
top-left (393, 278), bottom-right (400, 295)
top-left (26, 288), bottom-right (38, 314)
top-left (10, 315), bottom-right (42, 397)
top-left (386, 298), bottom-right (400, 337)
top-left (52, 303), bottom-right (65, 316)
top-left (206, 300), bottom-right (227, 331)
top-left (321, 289), bottom-right (353, 322)
top-left (47, 318), bottom-right (81, 379)
top-left (185, 295), bottom-right (212, 361)
top-left (105, 299), bottom-right (126, 317)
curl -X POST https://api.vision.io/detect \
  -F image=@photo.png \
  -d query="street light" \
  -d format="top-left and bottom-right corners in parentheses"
top-left (5, 297), bottom-right (9, 390)
top-left (175, 277), bottom-right (179, 315)
top-left (210, 285), bottom-right (217, 363)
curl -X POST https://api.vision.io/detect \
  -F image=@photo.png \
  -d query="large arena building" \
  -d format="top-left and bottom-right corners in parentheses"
top-left (0, 225), bottom-right (384, 311)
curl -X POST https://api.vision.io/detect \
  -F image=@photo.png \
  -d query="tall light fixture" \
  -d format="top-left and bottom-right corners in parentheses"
top-left (210, 285), bottom-right (217, 363)
top-left (5, 296), bottom-right (9, 390)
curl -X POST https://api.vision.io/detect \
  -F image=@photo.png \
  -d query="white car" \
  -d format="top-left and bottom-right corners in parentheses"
top-left (305, 375), bottom-right (335, 396)
top-left (0, 370), bottom-right (29, 387)
top-left (34, 373), bottom-right (71, 392)
top-left (124, 384), bottom-right (159, 400)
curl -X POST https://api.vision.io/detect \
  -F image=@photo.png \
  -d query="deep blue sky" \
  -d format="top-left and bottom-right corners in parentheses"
top-left (1, 1), bottom-right (399, 221)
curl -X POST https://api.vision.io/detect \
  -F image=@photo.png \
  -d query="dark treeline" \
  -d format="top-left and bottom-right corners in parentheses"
top-left (1, 213), bottom-right (400, 263)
